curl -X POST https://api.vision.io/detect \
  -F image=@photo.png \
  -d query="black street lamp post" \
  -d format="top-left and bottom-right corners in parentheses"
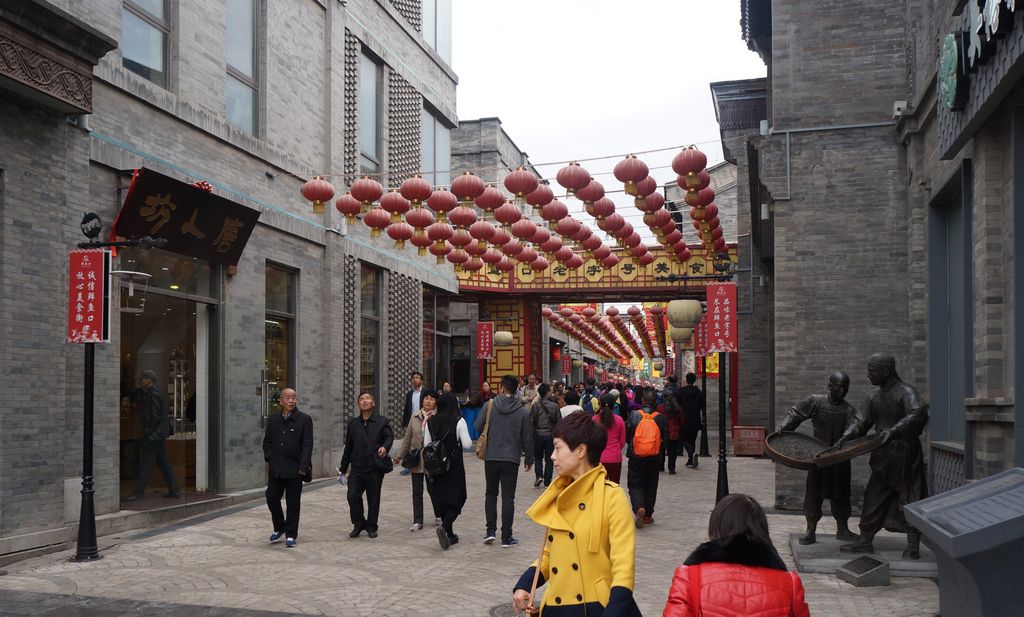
top-left (699, 355), bottom-right (710, 457)
top-left (715, 351), bottom-right (730, 503)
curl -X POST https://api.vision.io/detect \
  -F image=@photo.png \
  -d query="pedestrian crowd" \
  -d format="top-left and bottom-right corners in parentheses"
top-left (261, 372), bottom-right (810, 616)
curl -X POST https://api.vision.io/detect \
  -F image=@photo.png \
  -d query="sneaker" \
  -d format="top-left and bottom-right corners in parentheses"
top-left (483, 533), bottom-right (497, 545)
top-left (285, 537), bottom-right (296, 548)
top-left (692, 457), bottom-right (699, 468)
top-left (635, 507), bottom-right (647, 529)
top-left (269, 531), bottom-right (285, 543)
top-left (400, 468), bottom-right (412, 476)
top-left (533, 478), bottom-right (543, 488)
top-left (437, 526), bottom-right (451, 550)
top-left (501, 537), bottom-right (519, 548)
top-left (410, 523), bottom-right (423, 532)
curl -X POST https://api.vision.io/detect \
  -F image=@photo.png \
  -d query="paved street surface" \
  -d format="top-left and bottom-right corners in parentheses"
top-left (0, 452), bottom-right (938, 616)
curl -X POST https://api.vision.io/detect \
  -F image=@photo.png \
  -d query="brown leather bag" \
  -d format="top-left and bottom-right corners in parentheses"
top-left (475, 399), bottom-right (494, 460)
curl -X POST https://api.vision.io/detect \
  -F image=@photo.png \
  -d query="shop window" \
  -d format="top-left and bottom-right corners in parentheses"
top-left (422, 287), bottom-right (451, 388)
top-left (265, 264), bottom-right (295, 415)
top-left (122, 0), bottom-right (170, 88)
top-left (421, 0), bottom-right (452, 64)
top-left (420, 105), bottom-right (451, 186)
top-left (226, 0), bottom-right (258, 134)
top-left (360, 264), bottom-right (381, 402)
top-left (360, 52), bottom-right (383, 175)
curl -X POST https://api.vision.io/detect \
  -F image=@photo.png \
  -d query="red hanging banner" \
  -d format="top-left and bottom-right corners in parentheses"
top-left (476, 321), bottom-right (494, 359)
top-left (665, 355), bottom-right (675, 376)
top-left (693, 314), bottom-right (706, 357)
top-left (562, 353), bottom-right (571, 375)
top-left (706, 282), bottom-right (738, 353)
top-left (67, 249), bottom-right (111, 344)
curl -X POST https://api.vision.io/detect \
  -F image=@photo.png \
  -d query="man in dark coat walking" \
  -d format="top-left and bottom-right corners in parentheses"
top-left (678, 373), bottom-right (705, 469)
top-left (340, 392), bottom-right (394, 538)
top-left (263, 388), bottom-right (314, 548)
top-left (125, 369), bottom-right (180, 501)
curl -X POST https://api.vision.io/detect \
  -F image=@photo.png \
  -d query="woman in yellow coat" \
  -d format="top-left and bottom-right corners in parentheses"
top-left (513, 412), bottom-right (642, 616)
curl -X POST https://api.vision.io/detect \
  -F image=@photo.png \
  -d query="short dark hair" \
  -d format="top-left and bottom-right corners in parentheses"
top-left (537, 383), bottom-right (550, 398)
top-left (564, 390), bottom-right (580, 405)
top-left (420, 389), bottom-right (439, 404)
top-left (501, 374), bottom-right (519, 394)
top-left (686, 372), bottom-right (697, 385)
top-left (708, 493), bottom-right (771, 544)
top-left (553, 411), bottom-right (606, 466)
top-left (668, 375), bottom-right (678, 384)
top-left (411, 371), bottom-right (423, 379)
top-left (358, 391), bottom-right (375, 401)
top-left (642, 387), bottom-right (657, 405)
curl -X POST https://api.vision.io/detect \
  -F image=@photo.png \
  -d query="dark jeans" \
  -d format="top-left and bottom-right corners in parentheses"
top-left (131, 439), bottom-right (179, 497)
top-left (485, 460), bottom-right (519, 540)
top-left (266, 477), bottom-right (303, 538)
top-left (627, 456), bottom-right (661, 517)
top-left (534, 434), bottom-right (554, 485)
top-left (681, 433), bottom-right (698, 464)
top-left (667, 439), bottom-right (683, 472)
top-left (411, 472), bottom-right (439, 524)
top-left (348, 470), bottom-right (383, 532)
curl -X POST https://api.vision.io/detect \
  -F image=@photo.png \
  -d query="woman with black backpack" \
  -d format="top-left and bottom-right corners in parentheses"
top-left (530, 383), bottom-right (562, 488)
top-left (423, 392), bottom-right (471, 550)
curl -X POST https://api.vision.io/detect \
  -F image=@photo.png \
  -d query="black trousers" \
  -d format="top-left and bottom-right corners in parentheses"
top-left (666, 439), bottom-right (683, 472)
top-left (485, 460), bottom-right (519, 540)
top-left (266, 477), bottom-right (303, 538)
top-left (410, 472), bottom-right (439, 524)
top-left (627, 456), bottom-right (661, 516)
top-left (132, 439), bottom-right (179, 497)
top-left (534, 434), bottom-right (554, 485)
top-left (348, 470), bottom-right (384, 532)
top-left (680, 433), bottom-right (698, 464)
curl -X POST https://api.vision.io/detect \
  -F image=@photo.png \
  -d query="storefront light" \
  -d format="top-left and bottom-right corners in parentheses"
top-left (169, 284), bottom-right (180, 290)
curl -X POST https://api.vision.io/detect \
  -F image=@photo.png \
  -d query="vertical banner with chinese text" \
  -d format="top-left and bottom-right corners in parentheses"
top-left (476, 321), bottom-right (494, 359)
top-left (706, 282), bottom-right (738, 353)
top-left (562, 353), bottom-right (571, 375)
top-left (67, 249), bottom-right (111, 344)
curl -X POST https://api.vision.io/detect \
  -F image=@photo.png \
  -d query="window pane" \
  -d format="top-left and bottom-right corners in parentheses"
top-left (422, 288), bottom-right (435, 330)
top-left (226, 0), bottom-right (254, 77)
top-left (361, 317), bottom-right (379, 401)
top-left (131, 0), bottom-right (165, 20)
top-left (436, 0), bottom-right (452, 64)
top-left (359, 54), bottom-right (380, 160)
top-left (265, 266), bottom-right (293, 314)
top-left (435, 121), bottom-right (451, 187)
top-left (422, 0), bottom-right (436, 50)
top-left (436, 294), bottom-right (449, 333)
top-left (436, 334), bottom-right (451, 391)
top-left (265, 317), bottom-right (291, 414)
top-left (360, 264), bottom-right (378, 315)
top-left (420, 106), bottom-right (435, 184)
top-left (122, 9), bottom-right (166, 87)
top-left (226, 75), bottom-right (256, 133)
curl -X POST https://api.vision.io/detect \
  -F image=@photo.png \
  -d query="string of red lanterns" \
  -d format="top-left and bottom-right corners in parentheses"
top-left (627, 306), bottom-right (657, 358)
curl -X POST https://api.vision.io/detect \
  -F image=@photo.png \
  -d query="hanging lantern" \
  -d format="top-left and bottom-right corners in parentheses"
top-left (582, 307), bottom-right (597, 319)
top-left (451, 171), bottom-right (485, 206)
top-left (427, 188), bottom-right (457, 222)
top-left (335, 193), bottom-right (362, 223)
top-left (553, 244), bottom-right (573, 262)
top-left (410, 229), bottom-right (433, 256)
top-left (526, 184), bottom-right (554, 212)
top-left (633, 176), bottom-right (658, 198)
top-left (380, 189), bottom-right (410, 224)
top-left (530, 226), bottom-right (551, 246)
top-left (614, 154), bottom-right (649, 196)
top-left (463, 256), bottom-right (484, 273)
top-left (672, 146), bottom-right (708, 177)
top-left (566, 254), bottom-right (585, 269)
top-left (427, 221), bottom-right (453, 263)
top-left (637, 252), bottom-right (656, 267)
top-left (474, 185), bottom-right (505, 213)
top-left (301, 176), bottom-right (335, 214)
top-left (669, 326), bottom-right (693, 344)
top-left (406, 207), bottom-right (434, 255)
top-left (518, 246), bottom-right (539, 264)
top-left (490, 225), bottom-right (511, 249)
top-left (591, 197), bottom-right (616, 220)
top-left (482, 247), bottom-right (504, 264)
top-left (469, 219), bottom-right (496, 251)
top-left (449, 227), bottom-right (474, 248)
top-left (592, 244), bottom-right (612, 260)
top-left (663, 229), bottom-right (683, 246)
top-left (530, 255), bottom-right (549, 272)
top-left (494, 330), bottom-right (515, 346)
top-left (622, 230), bottom-right (641, 248)
top-left (597, 212), bottom-right (625, 236)
top-left (447, 246), bottom-right (470, 270)
top-left (628, 242), bottom-right (648, 258)
top-left (448, 204), bottom-right (477, 230)
top-left (637, 191), bottom-right (665, 213)
top-left (502, 238), bottom-right (524, 257)
top-left (540, 199), bottom-right (568, 230)
top-left (556, 161), bottom-right (591, 194)
top-left (681, 168), bottom-right (711, 192)
top-left (511, 218), bottom-right (537, 241)
top-left (399, 174), bottom-right (432, 207)
top-left (581, 234), bottom-right (603, 253)
top-left (577, 180), bottom-right (605, 216)
top-left (503, 166), bottom-right (539, 203)
top-left (560, 307), bottom-right (574, 318)
top-left (428, 239), bottom-right (451, 264)
top-left (653, 208), bottom-right (672, 229)
top-left (351, 176), bottom-right (383, 213)
top-left (494, 200), bottom-right (523, 230)
top-left (363, 206), bottom-right (390, 237)
top-left (386, 221), bottom-right (414, 248)
top-left (539, 235), bottom-right (563, 256)
top-left (555, 216), bottom-right (582, 240)
top-left (495, 256), bottom-right (516, 272)
top-left (601, 254), bottom-right (620, 268)
top-left (667, 299), bottom-right (703, 328)
top-left (606, 306), bottom-right (620, 317)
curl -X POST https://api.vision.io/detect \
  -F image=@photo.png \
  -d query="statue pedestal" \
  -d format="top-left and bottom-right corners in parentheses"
top-left (789, 532), bottom-right (937, 578)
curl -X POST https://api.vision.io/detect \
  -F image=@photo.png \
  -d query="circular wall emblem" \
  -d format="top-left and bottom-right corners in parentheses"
top-left (939, 33), bottom-right (968, 111)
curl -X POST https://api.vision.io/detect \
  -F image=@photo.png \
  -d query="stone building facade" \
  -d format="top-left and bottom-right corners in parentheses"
top-left (728, 0), bottom-right (1024, 509)
top-left (0, 0), bottom-right (457, 556)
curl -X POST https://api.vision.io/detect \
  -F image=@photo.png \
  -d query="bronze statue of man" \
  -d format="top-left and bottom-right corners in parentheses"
top-left (838, 353), bottom-right (929, 559)
top-left (780, 370), bottom-right (858, 544)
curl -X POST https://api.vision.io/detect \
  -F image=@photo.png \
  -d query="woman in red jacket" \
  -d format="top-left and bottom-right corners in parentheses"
top-left (662, 493), bottom-right (810, 617)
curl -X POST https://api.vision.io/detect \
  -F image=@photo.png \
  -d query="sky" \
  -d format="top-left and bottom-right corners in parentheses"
top-left (451, 0), bottom-right (766, 206)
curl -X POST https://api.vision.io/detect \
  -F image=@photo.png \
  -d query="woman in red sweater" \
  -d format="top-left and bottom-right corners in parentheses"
top-left (663, 493), bottom-right (810, 617)
top-left (593, 393), bottom-right (626, 483)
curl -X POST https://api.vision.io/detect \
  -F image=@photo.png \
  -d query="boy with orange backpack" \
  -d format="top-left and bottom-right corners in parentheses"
top-left (626, 386), bottom-right (669, 528)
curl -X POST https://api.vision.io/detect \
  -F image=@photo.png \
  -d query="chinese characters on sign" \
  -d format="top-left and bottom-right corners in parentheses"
top-left (67, 249), bottom-right (111, 344)
top-left (476, 321), bottom-right (494, 360)
top-left (562, 353), bottom-right (571, 376)
top-left (694, 313), bottom-right (708, 357)
top-left (665, 355), bottom-right (675, 376)
top-left (705, 282), bottom-right (738, 353)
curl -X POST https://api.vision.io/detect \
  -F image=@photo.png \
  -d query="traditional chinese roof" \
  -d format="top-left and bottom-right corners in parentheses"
top-left (740, 0), bottom-right (771, 64)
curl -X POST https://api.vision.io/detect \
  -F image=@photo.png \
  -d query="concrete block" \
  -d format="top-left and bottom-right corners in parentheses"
top-left (836, 555), bottom-right (890, 587)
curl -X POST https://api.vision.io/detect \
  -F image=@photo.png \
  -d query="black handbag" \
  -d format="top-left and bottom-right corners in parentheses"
top-left (375, 454), bottom-right (394, 474)
top-left (300, 464), bottom-right (313, 483)
top-left (401, 448), bottom-right (421, 470)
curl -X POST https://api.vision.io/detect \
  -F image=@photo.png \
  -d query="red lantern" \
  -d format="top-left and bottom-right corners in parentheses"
top-left (555, 217), bottom-right (582, 239)
top-left (351, 176), bottom-right (383, 211)
top-left (614, 154), bottom-right (649, 195)
top-left (672, 146), bottom-right (708, 176)
top-left (581, 234), bottom-right (602, 253)
top-left (335, 193), bottom-right (362, 222)
top-left (493, 200), bottom-right (522, 230)
top-left (566, 254), bottom-right (585, 269)
top-left (713, 237), bottom-right (727, 252)
top-left (463, 256), bottom-right (484, 273)
top-left (530, 226), bottom-right (551, 246)
top-left (629, 243), bottom-right (648, 258)
top-left (381, 189), bottom-right (411, 223)
top-left (399, 174), bottom-right (432, 207)
top-left (706, 216), bottom-right (721, 229)
top-left (614, 221), bottom-right (634, 241)
top-left (448, 204), bottom-right (477, 229)
top-left (703, 203), bottom-right (719, 220)
top-left (428, 221), bottom-right (453, 247)
top-left (627, 306), bottom-right (641, 317)
top-left (490, 226), bottom-right (510, 248)
top-left (496, 256), bottom-right (515, 272)
top-left (554, 245), bottom-right (574, 263)
top-left (559, 307), bottom-right (574, 318)
top-left (526, 184), bottom-right (554, 211)
top-left (576, 179), bottom-right (605, 208)
top-left (502, 238), bottom-right (524, 257)
top-left (470, 219), bottom-right (495, 249)
top-left (663, 229), bottom-right (683, 246)
top-left (601, 254), bottom-right (620, 268)
top-left (406, 206), bottom-right (434, 232)
top-left (429, 240), bottom-right (451, 264)
top-left (482, 247), bottom-right (503, 264)
top-left (474, 185), bottom-right (505, 212)
top-left (653, 209), bottom-right (672, 228)
top-left (634, 176), bottom-right (658, 198)
top-left (511, 218), bottom-right (537, 241)
top-left (710, 227), bottom-right (724, 241)
top-left (447, 246), bottom-right (469, 267)
top-left (591, 197), bottom-right (616, 220)
top-left (637, 252), bottom-right (656, 267)
top-left (556, 162), bottom-right (591, 194)
top-left (451, 171), bottom-right (485, 205)
top-left (570, 222), bottom-right (591, 243)
top-left (582, 307), bottom-right (597, 319)
top-left (542, 307), bottom-right (554, 318)
top-left (504, 166), bottom-right (539, 200)
top-left (301, 176), bottom-right (335, 214)
top-left (531, 255), bottom-right (549, 272)
top-left (592, 244), bottom-right (612, 260)
top-left (518, 246), bottom-right (539, 264)
top-left (606, 306), bottom-right (620, 317)
top-left (682, 169), bottom-right (711, 191)
top-left (597, 212), bottom-right (625, 235)
top-left (363, 206), bottom-right (390, 237)
top-left (696, 188), bottom-right (716, 207)
top-left (410, 228), bottom-right (433, 256)
top-left (623, 231), bottom-right (642, 248)
top-left (540, 235), bottom-right (563, 256)
top-left (466, 241), bottom-right (487, 257)
top-left (427, 187), bottom-right (457, 222)
top-left (387, 221), bottom-right (414, 248)
top-left (540, 199), bottom-right (568, 229)
top-left (450, 227), bottom-right (473, 248)
top-left (568, 313), bottom-right (582, 324)
top-left (637, 192), bottom-right (665, 213)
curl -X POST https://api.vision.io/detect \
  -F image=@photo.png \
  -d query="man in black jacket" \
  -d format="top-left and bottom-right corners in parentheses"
top-left (124, 370), bottom-right (180, 501)
top-left (263, 388), bottom-right (313, 548)
top-left (678, 373), bottom-right (705, 469)
top-left (340, 392), bottom-right (394, 538)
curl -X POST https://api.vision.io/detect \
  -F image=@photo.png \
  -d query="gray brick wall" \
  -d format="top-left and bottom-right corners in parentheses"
top-left (387, 71), bottom-right (422, 182)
